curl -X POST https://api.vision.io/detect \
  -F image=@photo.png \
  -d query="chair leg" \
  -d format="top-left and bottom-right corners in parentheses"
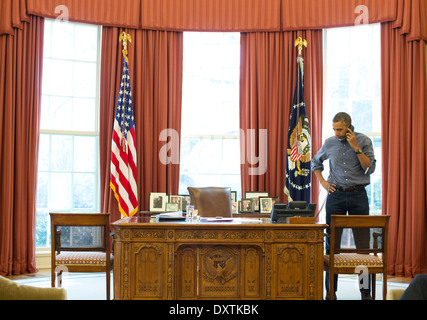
top-left (383, 273), bottom-right (387, 301)
top-left (51, 267), bottom-right (55, 288)
top-left (372, 274), bottom-right (376, 300)
top-left (329, 271), bottom-right (335, 300)
top-left (106, 268), bottom-right (110, 300)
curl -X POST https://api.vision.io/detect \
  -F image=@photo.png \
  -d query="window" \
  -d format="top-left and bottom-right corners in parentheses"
top-left (36, 19), bottom-right (101, 248)
top-left (179, 32), bottom-right (241, 198)
top-left (322, 24), bottom-right (382, 216)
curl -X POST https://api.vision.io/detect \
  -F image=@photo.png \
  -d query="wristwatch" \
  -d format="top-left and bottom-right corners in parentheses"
top-left (355, 148), bottom-right (363, 154)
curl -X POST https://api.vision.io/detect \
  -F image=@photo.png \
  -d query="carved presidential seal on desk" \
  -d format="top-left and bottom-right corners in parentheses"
top-left (202, 246), bottom-right (238, 284)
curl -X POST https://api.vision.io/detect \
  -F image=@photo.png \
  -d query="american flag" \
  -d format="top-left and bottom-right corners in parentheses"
top-left (110, 53), bottom-right (138, 217)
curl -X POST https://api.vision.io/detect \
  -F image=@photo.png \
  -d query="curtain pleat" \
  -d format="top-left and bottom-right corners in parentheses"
top-left (100, 28), bottom-right (183, 222)
top-left (0, 16), bottom-right (44, 276)
top-left (239, 30), bottom-right (323, 205)
top-left (381, 22), bottom-right (427, 277)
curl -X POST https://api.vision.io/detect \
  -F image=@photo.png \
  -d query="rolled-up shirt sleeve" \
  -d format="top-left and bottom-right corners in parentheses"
top-left (360, 135), bottom-right (376, 175)
top-left (312, 144), bottom-right (327, 172)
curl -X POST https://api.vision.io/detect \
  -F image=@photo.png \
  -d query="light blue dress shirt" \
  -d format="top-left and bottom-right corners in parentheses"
top-left (312, 132), bottom-right (376, 188)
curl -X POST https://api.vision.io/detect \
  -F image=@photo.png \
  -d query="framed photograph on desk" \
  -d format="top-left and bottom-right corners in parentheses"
top-left (166, 202), bottom-right (180, 212)
top-left (230, 191), bottom-right (237, 202)
top-left (149, 192), bottom-right (168, 212)
top-left (259, 197), bottom-right (273, 213)
top-left (179, 194), bottom-right (191, 211)
top-left (240, 198), bottom-right (254, 213)
top-left (244, 191), bottom-right (269, 211)
top-left (231, 201), bottom-right (238, 214)
top-left (169, 195), bottom-right (183, 210)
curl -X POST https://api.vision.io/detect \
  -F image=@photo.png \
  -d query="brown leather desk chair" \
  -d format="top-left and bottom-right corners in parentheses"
top-left (188, 187), bottom-right (232, 217)
top-left (324, 214), bottom-right (390, 300)
top-left (50, 212), bottom-right (113, 300)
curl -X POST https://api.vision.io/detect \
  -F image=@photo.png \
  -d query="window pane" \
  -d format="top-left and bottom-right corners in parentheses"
top-left (50, 172), bottom-right (72, 209)
top-left (51, 22), bottom-right (74, 60)
top-left (36, 172), bottom-right (49, 208)
top-left (74, 24), bottom-right (98, 62)
top-left (38, 134), bottom-right (50, 170)
top-left (51, 135), bottom-right (73, 171)
top-left (72, 98), bottom-right (97, 131)
top-left (45, 59), bottom-right (74, 97)
top-left (73, 173), bottom-right (96, 209)
top-left (36, 208), bottom-right (50, 247)
top-left (74, 136), bottom-right (97, 172)
top-left (47, 96), bottom-right (73, 130)
top-left (43, 21), bottom-right (52, 58)
top-left (73, 62), bottom-right (97, 98)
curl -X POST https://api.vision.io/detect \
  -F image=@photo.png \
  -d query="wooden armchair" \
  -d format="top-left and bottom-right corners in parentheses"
top-left (324, 215), bottom-right (390, 300)
top-left (50, 213), bottom-right (113, 300)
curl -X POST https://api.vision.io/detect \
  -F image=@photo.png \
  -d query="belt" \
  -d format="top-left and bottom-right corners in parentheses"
top-left (337, 185), bottom-right (366, 192)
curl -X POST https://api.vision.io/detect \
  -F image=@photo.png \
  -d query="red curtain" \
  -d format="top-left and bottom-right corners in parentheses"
top-left (0, 16), bottom-right (44, 276)
top-left (381, 22), bottom-right (427, 277)
top-left (239, 30), bottom-right (323, 204)
top-left (100, 28), bottom-right (183, 222)
top-left (22, 0), bottom-right (400, 32)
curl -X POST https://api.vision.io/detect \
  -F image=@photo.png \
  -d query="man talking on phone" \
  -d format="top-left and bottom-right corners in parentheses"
top-left (312, 112), bottom-right (376, 300)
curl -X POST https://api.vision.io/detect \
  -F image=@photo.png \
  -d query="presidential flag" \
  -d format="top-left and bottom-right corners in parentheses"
top-left (110, 51), bottom-right (138, 217)
top-left (284, 56), bottom-right (311, 202)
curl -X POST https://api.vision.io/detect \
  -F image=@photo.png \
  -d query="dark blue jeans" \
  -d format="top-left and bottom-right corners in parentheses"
top-left (325, 187), bottom-right (371, 294)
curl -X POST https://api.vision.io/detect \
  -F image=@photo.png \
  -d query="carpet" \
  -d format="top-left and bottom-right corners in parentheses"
top-left (12, 272), bottom-right (408, 300)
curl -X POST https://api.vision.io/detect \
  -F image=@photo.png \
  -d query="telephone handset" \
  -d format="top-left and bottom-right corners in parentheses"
top-left (338, 124), bottom-right (355, 141)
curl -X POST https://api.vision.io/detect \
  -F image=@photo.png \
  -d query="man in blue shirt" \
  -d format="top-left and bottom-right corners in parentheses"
top-left (312, 112), bottom-right (376, 300)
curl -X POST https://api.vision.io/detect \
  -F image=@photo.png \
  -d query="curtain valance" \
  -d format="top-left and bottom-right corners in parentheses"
top-left (1, 0), bottom-right (425, 40)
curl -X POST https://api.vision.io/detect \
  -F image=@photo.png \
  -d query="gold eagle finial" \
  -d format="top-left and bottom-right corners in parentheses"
top-left (119, 32), bottom-right (132, 52)
top-left (295, 37), bottom-right (307, 56)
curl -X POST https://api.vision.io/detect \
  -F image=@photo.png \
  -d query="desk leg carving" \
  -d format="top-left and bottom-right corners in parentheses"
top-left (167, 243), bottom-right (174, 299)
top-left (275, 244), bottom-right (305, 299)
top-left (123, 242), bottom-right (130, 300)
top-left (265, 244), bottom-right (272, 298)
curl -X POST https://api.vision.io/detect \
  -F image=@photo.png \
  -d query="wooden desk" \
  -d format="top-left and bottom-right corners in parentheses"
top-left (112, 217), bottom-right (326, 300)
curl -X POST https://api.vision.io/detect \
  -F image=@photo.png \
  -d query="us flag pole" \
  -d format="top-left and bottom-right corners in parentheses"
top-left (284, 38), bottom-right (311, 203)
top-left (110, 32), bottom-right (138, 218)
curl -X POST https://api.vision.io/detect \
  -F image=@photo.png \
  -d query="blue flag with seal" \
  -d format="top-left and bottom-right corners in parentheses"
top-left (284, 55), bottom-right (311, 202)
